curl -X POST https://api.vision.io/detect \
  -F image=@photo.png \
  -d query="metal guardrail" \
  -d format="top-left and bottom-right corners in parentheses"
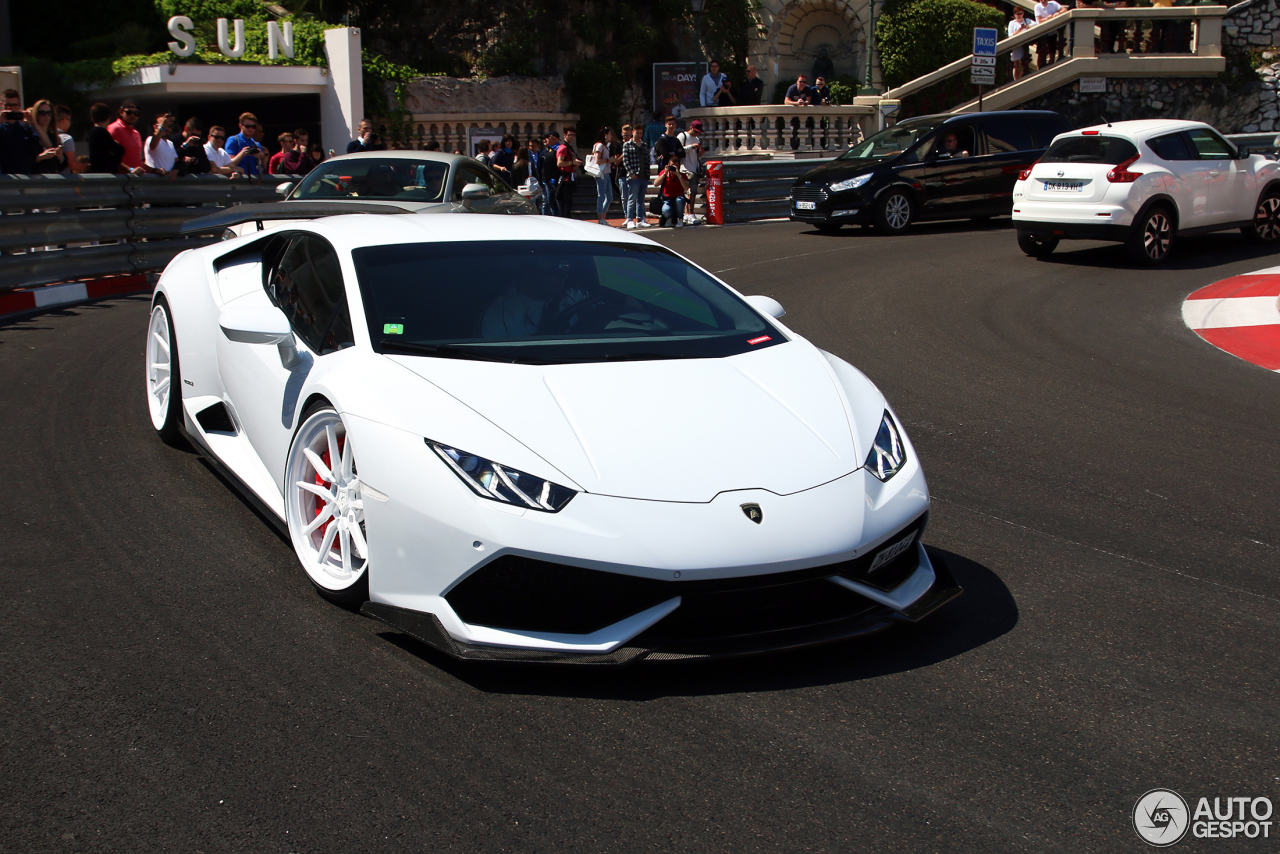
top-left (0, 174), bottom-right (293, 292)
top-left (1227, 133), bottom-right (1279, 157)
top-left (718, 159), bottom-right (833, 222)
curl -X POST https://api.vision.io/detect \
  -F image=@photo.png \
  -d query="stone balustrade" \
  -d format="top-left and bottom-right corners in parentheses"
top-left (404, 113), bottom-right (580, 152)
top-left (682, 105), bottom-right (876, 157)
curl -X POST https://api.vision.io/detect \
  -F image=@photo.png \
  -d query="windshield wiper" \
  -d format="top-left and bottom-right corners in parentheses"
top-left (379, 339), bottom-right (512, 363)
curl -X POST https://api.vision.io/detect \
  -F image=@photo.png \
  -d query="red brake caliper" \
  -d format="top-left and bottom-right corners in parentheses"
top-left (314, 436), bottom-right (346, 554)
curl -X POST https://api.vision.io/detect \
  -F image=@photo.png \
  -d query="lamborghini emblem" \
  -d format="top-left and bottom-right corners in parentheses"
top-left (741, 503), bottom-right (763, 524)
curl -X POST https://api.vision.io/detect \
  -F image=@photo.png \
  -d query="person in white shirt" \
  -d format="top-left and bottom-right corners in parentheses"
top-left (203, 126), bottom-right (247, 176)
top-left (677, 119), bottom-right (704, 223)
top-left (699, 60), bottom-right (733, 107)
top-left (1008, 8), bottom-right (1032, 80)
top-left (1034, 0), bottom-right (1064, 67)
top-left (144, 114), bottom-right (178, 179)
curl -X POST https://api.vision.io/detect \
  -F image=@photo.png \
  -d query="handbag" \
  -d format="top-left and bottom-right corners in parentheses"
top-left (584, 152), bottom-right (603, 178)
top-left (648, 194), bottom-right (663, 216)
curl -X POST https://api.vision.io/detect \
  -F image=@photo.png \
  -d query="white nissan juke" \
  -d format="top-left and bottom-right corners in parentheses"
top-left (1012, 119), bottom-right (1280, 264)
top-left (146, 212), bottom-right (960, 664)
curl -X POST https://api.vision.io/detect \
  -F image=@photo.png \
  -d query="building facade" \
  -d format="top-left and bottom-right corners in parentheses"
top-left (752, 0), bottom-right (879, 93)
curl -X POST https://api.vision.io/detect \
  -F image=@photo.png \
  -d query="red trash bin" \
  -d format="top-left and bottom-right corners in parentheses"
top-left (705, 161), bottom-right (724, 225)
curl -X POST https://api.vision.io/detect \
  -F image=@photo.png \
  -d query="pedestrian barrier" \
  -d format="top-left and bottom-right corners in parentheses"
top-left (714, 159), bottom-right (834, 222)
top-left (0, 173), bottom-right (293, 292)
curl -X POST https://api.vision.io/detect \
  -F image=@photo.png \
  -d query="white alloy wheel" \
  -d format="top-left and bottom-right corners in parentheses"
top-left (1128, 207), bottom-right (1173, 264)
top-left (284, 407), bottom-right (370, 603)
top-left (146, 300), bottom-right (184, 444)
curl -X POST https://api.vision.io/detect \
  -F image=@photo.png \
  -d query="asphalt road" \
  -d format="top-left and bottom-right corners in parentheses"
top-left (2, 219), bottom-right (1278, 853)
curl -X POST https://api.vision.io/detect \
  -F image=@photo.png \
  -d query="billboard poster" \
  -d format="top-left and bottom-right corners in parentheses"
top-left (653, 62), bottom-right (707, 123)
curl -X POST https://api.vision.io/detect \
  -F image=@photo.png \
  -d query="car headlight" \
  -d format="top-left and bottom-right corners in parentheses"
top-left (428, 440), bottom-right (576, 512)
top-left (865, 411), bottom-right (907, 482)
top-left (830, 174), bottom-right (872, 193)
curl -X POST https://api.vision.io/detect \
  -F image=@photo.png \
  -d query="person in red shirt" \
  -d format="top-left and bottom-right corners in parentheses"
top-left (106, 100), bottom-right (145, 173)
top-left (269, 132), bottom-right (315, 175)
top-left (268, 132), bottom-right (294, 174)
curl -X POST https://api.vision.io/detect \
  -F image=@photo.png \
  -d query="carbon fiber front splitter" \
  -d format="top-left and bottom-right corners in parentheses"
top-left (360, 552), bottom-right (962, 666)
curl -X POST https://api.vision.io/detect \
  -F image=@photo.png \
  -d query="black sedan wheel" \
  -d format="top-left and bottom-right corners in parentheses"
top-left (874, 190), bottom-right (914, 234)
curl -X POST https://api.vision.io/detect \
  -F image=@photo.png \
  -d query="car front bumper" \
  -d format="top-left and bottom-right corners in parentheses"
top-left (346, 414), bottom-right (957, 662)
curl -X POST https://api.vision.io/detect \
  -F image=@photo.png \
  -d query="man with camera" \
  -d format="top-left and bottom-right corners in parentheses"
top-left (0, 89), bottom-right (61, 174)
top-left (700, 61), bottom-right (735, 107)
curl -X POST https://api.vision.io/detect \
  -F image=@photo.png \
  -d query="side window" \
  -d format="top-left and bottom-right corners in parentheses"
top-left (452, 164), bottom-right (504, 200)
top-left (933, 125), bottom-right (977, 158)
top-left (1186, 128), bottom-right (1235, 160)
top-left (984, 117), bottom-right (1035, 153)
top-left (1148, 132), bottom-right (1195, 161)
top-left (265, 234), bottom-right (355, 355)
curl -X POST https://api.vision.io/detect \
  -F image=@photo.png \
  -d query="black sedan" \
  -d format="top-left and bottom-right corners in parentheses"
top-left (791, 110), bottom-right (1072, 233)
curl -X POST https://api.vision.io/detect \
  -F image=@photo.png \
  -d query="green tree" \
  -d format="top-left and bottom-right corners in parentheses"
top-left (876, 0), bottom-right (1004, 89)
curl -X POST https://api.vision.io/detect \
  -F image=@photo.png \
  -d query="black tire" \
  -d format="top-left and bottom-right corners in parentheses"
top-left (1242, 191), bottom-right (1280, 244)
top-left (1017, 231), bottom-right (1059, 258)
top-left (284, 401), bottom-right (370, 609)
top-left (815, 222), bottom-right (842, 234)
top-left (1127, 205), bottom-right (1175, 265)
top-left (874, 189), bottom-right (914, 234)
top-left (145, 295), bottom-right (186, 448)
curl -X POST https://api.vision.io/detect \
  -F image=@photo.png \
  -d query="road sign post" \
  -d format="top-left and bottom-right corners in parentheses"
top-left (972, 26), bottom-right (998, 110)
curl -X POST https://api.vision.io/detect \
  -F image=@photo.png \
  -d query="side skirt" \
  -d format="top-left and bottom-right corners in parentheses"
top-left (179, 417), bottom-right (289, 536)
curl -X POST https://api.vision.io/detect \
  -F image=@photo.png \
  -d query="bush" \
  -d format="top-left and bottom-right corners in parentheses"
top-left (877, 0), bottom-right (1005, 90)
top-left (566, 59), bottom-right (626, 137)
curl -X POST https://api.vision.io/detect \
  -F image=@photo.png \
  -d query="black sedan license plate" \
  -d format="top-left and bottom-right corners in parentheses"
top-left (795, 200), bottom-right (817, 210)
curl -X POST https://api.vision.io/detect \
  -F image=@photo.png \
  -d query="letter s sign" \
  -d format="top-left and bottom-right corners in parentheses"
top-left (168, 16), bottom-right (196, 57)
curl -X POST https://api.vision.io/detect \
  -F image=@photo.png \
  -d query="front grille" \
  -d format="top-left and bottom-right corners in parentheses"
top-left (791, 185), bottom-right (829, 203)
top-left (444, 513), bottom-right (928, 638)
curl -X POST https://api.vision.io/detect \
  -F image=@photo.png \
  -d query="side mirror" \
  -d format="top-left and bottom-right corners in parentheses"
top-left (746, 295), bottom-right (785, 318)
top-left (461, 183), bottom-right (490, 200)
top-left (274, 181), bottom-right (293, 196)
top-left (219, 305), bottom-right (303, 368)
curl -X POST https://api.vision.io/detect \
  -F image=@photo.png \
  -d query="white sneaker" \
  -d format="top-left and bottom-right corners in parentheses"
top-left (625, 220), bottom-right (636, 230)
top-left (636, 220), bottom-right (651, 228)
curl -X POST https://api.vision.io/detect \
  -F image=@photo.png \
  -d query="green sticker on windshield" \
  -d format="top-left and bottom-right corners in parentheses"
top-left (383, 323), bottom-right (404, 335)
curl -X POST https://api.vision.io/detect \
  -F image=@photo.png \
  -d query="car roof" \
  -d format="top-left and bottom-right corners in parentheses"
top-left (1069, 119), bottom-right (1212, 141)
top-left (223, 212), bottom-right (657, 256)
top-left (901, 110), bottom-right (1065, 126)
top-left (318, 150), bottom-right (474, 166)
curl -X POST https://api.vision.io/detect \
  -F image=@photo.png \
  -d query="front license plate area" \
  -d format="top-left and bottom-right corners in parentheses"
top-left (1042, 180), bottom-right (1084, 192)
top-left (794, 200), bottom-right (817, 210)
top-left (869, 532), bottom-right (917, 574)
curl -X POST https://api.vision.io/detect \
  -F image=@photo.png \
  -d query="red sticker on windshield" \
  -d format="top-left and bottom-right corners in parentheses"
top-left (748, 336), bottom-right (771, 345)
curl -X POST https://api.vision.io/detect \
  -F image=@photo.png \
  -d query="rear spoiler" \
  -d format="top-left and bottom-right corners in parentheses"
top-left (180, 201), bottom-right (413, 235)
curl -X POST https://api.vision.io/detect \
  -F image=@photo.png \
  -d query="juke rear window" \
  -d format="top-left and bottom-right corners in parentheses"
top-left (1042, 136), bottom-right (1139, 165)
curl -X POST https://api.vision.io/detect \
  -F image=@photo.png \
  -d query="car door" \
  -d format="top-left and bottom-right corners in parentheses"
top-left (979, 116), bottom-right (1040, 213)
top-left (1146, 131), bottom-right (1204, 228)
top-left (913, 123), bottom-right (990, 218)
top-left (217, 232), bottom-right (357, 487)
top-left (1186, 127), bottom-right (1252, 225)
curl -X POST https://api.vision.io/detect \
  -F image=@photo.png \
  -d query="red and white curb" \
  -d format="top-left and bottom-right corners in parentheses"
top-left (0, 275), bottom-right (151, 321)
top-left (1182, 267), bottom-right (1280, 372)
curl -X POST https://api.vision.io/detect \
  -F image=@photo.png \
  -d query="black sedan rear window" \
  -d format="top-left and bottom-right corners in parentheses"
top-left (1042, 136), bottom-right (1139, 165)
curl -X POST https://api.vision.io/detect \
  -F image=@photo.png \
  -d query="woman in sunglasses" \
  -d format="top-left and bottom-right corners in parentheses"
top-left (28, 99), bottom-right (64, 174)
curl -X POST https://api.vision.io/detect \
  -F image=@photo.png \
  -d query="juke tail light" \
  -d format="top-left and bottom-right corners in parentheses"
top-left (1107, 154), bottom-right (1143, 183)
top-left (1017, 160), bottom-right (1039, 182)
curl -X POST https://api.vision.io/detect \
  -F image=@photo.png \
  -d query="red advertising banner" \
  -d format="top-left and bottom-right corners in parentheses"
top-left (705, 161), bottom-right (724, 225)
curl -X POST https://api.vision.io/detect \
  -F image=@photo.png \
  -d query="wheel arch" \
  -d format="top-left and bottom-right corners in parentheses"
top-left (1134, 194), bottom-right (1180, 234)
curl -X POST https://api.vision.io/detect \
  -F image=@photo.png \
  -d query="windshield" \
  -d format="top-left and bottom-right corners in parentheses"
top-left (1042, 136), bottom-right (1138, 165)
top-left (838, 119), bottom-right (944, 162)
top-left (352, 241), bottom-right (782, 364)
top-left (289, 157), bottom-right (450, 204)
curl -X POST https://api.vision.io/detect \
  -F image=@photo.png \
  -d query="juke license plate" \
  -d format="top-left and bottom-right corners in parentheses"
top-left (795, 200), bottom-right (817, 210)
top-left (1042, 180), bottom-right (1084, 192)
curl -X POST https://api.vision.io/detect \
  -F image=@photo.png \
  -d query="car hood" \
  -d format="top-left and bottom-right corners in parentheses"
top-left (799, 159), bottom-right (875, 185)
top-left (388, 341), bottom-right (864, 503)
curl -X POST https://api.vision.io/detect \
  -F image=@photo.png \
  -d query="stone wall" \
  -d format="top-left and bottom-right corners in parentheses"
top-left (403, 75), bottom-right (568, 115)
top-left (1020, 0), bottom-right (1280, 133)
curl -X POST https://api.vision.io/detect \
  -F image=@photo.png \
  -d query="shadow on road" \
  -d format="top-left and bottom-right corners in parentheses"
top-left (797, 217), bottom-right (1015, 239)
top-left (378, 547), bottom-right (1017, 700)
top-left (1027, 233), bottom-right (1279, 272)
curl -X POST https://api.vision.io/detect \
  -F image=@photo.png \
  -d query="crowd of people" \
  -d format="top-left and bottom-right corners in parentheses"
top-left (0, 92), bottom-right (327, 179)
top-left (476, 116), bottom-right (709, 229)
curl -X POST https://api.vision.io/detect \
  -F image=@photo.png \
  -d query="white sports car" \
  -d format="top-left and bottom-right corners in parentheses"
top-left (146, 214), bottom-right (960, 663)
